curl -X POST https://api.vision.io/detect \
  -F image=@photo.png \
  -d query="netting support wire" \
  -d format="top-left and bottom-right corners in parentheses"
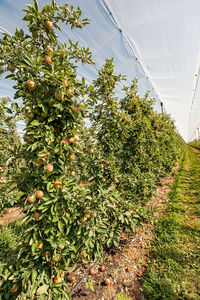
top-left (187, 63), bottom-right (200, 141)
top-left (69, 257), bottom-right (100, 297)
top-left (101, 0), bottom-right (163, 109)
top-left (0, 26), bottom-right (12, 35)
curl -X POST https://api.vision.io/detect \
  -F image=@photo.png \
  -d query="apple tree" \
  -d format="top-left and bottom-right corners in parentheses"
top-left (0, 97), bottom-right (22, 211)
top-left (0, 0), bottom-right (96, 298)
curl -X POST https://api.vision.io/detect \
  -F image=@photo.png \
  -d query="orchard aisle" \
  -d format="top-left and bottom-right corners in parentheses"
top-left (142, 146), bottom-right (200, 300)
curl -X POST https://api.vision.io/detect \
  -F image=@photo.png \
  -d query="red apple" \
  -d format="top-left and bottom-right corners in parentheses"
top-left (89, 269), bottom-right (95, 275)
top-left (105, 278), bottom-right (110, 286)
top-left (100, 265), bottom-right (105, 272)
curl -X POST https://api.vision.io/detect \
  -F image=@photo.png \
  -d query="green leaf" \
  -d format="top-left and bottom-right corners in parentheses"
top-left (11, 102), bottom-right (19, 113)
top-left (33, 0), bottom-right (39, 11)
top-left (30, 120), bottom-right (40, 126)
top-left (17, 191), bottom-right (25, 200)
top-left (37, 284), bottom-right (49, 295)
top-left (5, 107), bottom-right (12, 114)
top-left (5, 74), bottom-right (15, 79)
top-left (89, 85), bottom-right (94, 91)
top-left (31, 142), bottom-right (39, 151)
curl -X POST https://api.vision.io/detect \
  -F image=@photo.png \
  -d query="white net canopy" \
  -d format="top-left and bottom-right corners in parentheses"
top-left (1, 0), bottom-right (200, 141)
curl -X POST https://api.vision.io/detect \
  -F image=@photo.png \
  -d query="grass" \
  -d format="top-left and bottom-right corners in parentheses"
top-left (188, 139), bottom-right (200, 150)
top-left (0, 220), bottom-right (25, 285)
top-left (142, 146), bottom-right (200, 300)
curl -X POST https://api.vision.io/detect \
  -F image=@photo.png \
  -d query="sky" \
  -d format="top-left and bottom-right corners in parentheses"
top-left (1, 0), bottom-right (200, 141)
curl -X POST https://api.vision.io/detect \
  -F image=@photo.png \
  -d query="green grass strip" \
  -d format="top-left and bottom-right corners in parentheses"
top-left (142, 147), bottom-right (200, 300)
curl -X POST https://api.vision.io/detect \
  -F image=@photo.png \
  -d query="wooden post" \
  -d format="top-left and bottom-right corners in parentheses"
top-left (161, 102), bottom-right (164, 115)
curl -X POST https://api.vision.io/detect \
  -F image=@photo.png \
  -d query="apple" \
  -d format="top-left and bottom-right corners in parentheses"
top-left (69, 137), bottom-right (74, 143)
top-left (26, 112), bottom-right (34, 120)
top-left (81, 251), bottom-right (87, 258)
top-left (70, 277), bottom-right (75, 284)
top-left (100, 164), bottom-right (104, 169)
top-left (74, 135), bottom-right (79, 142)
top-left (61, 139), bottom-right (69, 144)
top-left (46, 45), bottom-right (53, 52)
top-left (27, 194), bottom-right (35, 203)
top-left (55, 90), bottom-right (64, 101)
top-left (38, 241), bottom-right (43, 249)
top-left (10, 284), bottom-right (18, 293)
top-left (72, 106), bottom-right (78, 113)
top-left (35, 159), bottom-right (44, 165)
top-left (66, 88), bottom-right (74, 98)
top-left (35, 212), bottom-right (40, 221)
top-left (88, 148), bottom-right (94, 154)
top-left (54, 181), bottom-right (62, 189)
top-left (89, 269), bottom-right (95, 275)
top-left (36, 190), bottom-right (44, 199)
top-left (121, 234), bottom-right (125, 240)
top-left (105, 279), bottom-right (110, 286)
top-left (70, 171), bottom-right (75, 176)
top-left (7, 65), bottom-right (16, 72)
top-left (27, 80), bottom-right (36, 91)
top-left (82, 216), bottom-right (87, 222)
top-left (41, 112), bottom-right (48, 118)
top-left (100, 265), bottom-right (105, 272)
top-left (113, 177), bottom-right (117, 183)
top-left (138, 270), bottom-right (143, 277)
top-left (45, 56), bottom-right (52, 64)
top-left (45, 20), bottom-right (53, 31)
top-left (54, 276), bottom-right (62, 284)
top-left (46, 163), bottom-right (53, 172)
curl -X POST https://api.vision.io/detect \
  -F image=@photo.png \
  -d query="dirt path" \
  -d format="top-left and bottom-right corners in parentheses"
top-left (0, 206), bottom-right (24, 226)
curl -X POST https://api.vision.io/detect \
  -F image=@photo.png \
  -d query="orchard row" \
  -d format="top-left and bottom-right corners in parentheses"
top-left (0, 0), bottom-right (184, 298)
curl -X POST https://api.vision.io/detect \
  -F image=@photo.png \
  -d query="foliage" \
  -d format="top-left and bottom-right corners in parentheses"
top-left (88, 60), bottom-right (184, 204)
top-left (188, 138), bottom-right (200, 150)
top-left (0, 0), bottom-right (96, 298)
top-left (0, 97), bottom-right (22, 211)
top-left (0, 0), bottom-right (185, 299)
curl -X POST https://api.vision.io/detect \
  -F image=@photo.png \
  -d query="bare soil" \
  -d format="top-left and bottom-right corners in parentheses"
top-left (0, 206), bottom-right (24, 226)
